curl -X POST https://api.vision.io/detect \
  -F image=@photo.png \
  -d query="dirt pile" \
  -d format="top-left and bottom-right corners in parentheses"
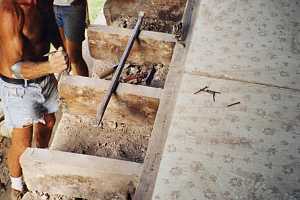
top-left (93, 63), bottom-right (169, 89)
top-left (0, 136), bottom-right (11, 200)
top-left (51, 113), bottom-right (151, 163)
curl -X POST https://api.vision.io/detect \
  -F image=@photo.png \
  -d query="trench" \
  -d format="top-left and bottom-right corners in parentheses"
top-left (51, 0), bottom-right (183, 167)
top-left (14, 0), bottom-right (189, 199)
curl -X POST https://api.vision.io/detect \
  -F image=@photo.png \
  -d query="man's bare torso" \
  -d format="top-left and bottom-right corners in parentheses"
top-left (0, 0), bottom-right (51, 77)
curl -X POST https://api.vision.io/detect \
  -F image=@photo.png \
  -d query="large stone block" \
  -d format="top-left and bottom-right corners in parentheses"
top-left (20, 148), bottom-right (142, 199)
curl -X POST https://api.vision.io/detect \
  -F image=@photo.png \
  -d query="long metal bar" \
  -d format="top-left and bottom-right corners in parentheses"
top-left (95, 11), bottom-right (145, 126)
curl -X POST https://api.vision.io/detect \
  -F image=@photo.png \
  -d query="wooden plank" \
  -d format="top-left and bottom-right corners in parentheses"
top-left (58, 75), bottom-right (161, 128)
top-left (20, 148), bottom-right (142, 200)
top-left (88, 25), bottom-right (176, 65)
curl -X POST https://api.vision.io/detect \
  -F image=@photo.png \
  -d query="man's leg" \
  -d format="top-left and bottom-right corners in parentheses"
top-left (58, 27), bottom-right (67, 48)
top-left (56, 3), bottom-right (89, 77)
top-left (7, 126), bottom-right (33, 191)
top-left (57, 26), bottom-right (89, 77)
top-left (65, 38), bottom-right (89, 77)
top-left (34, 113), bottom-right (56, 148)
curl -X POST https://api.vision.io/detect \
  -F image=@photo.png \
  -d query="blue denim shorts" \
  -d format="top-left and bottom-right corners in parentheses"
top-left (53, 4), bottom-right (86, 43)
top-left (0, 75), bottom-right (59, 129)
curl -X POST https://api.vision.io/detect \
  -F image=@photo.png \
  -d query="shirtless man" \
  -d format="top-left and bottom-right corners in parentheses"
top-left (0, 0), bottom-right (68, 199)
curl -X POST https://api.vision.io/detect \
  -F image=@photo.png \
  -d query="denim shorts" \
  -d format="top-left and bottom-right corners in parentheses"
top-left (0, 75), bottom-right (59, 129)
top-left (53, 4), bottom-right (86, 43)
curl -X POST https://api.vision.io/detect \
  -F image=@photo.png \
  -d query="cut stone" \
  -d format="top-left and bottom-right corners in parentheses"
top-left (88, 25), bottom-right (176, 65)
top-left (20, 148), bottom-right (142, 200)
top-left (58, 75), bottom-right (161, 129)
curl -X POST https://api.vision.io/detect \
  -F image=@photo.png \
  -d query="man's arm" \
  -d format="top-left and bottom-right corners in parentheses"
top-left (13, 50), bottom-right (68, 80)
top-left (0, 1), bottom-right (67, 79)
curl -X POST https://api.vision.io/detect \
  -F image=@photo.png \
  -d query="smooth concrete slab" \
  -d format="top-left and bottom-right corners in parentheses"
top-left (152, 74), bottom-right (300, 200)
top-left (20, 148), bottom-right (142, 200)
top-left (151, 0), bottom-right (300, 199)
top-left (184, 0), bottom-right (300, 90)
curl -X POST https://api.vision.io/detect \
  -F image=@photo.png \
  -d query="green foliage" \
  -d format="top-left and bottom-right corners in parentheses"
top-left (88, 0), bottom-right (105, 22)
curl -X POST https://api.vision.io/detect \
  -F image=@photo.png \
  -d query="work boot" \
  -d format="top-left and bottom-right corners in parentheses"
top-left (10, 189), bottom-right (26, 200)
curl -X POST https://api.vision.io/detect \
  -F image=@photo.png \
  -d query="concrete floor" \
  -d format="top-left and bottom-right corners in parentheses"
top-left (152, 0), bottom-right (300, 199)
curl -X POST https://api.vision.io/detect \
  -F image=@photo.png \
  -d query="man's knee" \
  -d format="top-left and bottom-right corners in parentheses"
top-left (10, 144), bottom-right (29, 155)
top-left (10, 136), bottom-right (31, 154)
top-left (10, 126), bottom-right (33, 148)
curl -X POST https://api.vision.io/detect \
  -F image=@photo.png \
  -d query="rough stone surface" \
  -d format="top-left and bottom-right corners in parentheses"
top-left (58, 75), bottom-right (161, 130)
top-left (22, 192), bottom-right (77, 200)
top-left (104, 0), bottom-right (187, 33)
top-left (0, 137), bottom-right (10, 200)
top-left (88, 25), bottom-right (176, 66)
top-left (20, 148), bottom-right (142, 200)
top-left (51, 113), bottom-right (150, 163)
top-left (91, 61), bottom-right (169, 89)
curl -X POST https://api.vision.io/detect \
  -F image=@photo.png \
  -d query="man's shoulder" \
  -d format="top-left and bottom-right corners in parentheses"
top-left (0, 0), bottom-right (18, 14)
top-left (0, 0), bottom-right (20, 23)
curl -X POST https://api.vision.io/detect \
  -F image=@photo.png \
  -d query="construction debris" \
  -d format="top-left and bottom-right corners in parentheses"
top-left (194, 86), bottom-right (221, 102)
top-left (227, 102), bottom-right (241, 107)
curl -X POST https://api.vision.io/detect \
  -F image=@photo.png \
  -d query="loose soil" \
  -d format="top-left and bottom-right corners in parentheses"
top-left (0, 136), bottom-right (11, 200)
top-left (51, 113), bottom-right (150, 163)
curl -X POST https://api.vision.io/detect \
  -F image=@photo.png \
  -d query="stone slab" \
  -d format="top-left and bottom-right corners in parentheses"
top-left (58, 75), bottom-right (161, 129)
top-left (88, 25), bottom-right (176, 65)
top-left (184, 0), bottom-right (300, 90)
top-left (152, 73), bottom-right (300, 200)
top-left (20, 148), bottom-right (142, 200)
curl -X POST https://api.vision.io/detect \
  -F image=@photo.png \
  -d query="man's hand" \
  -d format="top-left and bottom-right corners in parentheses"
top-left (49, 47), bottom-right (68, 74)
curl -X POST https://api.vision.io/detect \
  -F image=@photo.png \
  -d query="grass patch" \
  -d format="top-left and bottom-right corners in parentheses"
top-left (88, 0), bottom-right (105, 22)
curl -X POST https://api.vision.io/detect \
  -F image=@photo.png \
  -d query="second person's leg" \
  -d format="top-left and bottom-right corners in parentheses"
top-left (54, 3), bottom-right (89, 77)
top-left (65, 38), bottom-right (89, 76)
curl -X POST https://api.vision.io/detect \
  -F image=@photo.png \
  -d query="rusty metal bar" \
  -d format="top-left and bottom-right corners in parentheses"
top-left (95, 11), bottom-right (145, 126)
